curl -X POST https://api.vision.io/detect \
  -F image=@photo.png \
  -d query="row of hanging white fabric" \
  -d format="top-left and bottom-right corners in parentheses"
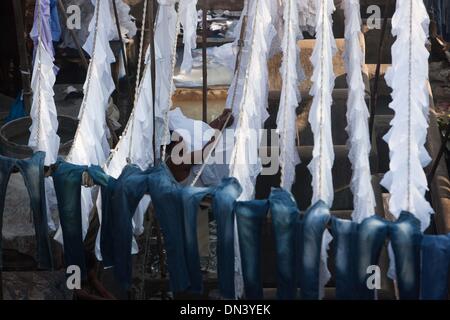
top-left (29, 0), bottom-right (434, 299)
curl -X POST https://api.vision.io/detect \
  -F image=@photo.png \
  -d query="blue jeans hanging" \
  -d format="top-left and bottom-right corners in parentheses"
top-left (355, 212), bottom-right (422, 300)
top-left (52, 159), bottom-right (107, 279)
top-left (420, 234), bottom-right (450, 300)
top-left (0, 152), bottom-right (53, 270)
top-left (235, 188), bottom-right (299, 300)
top-left (181, 177), bottom-right (242, 299)
top-left (331, 217), bottom-right (358, 300)
top-left (298, 200), bottom-right (331, 300)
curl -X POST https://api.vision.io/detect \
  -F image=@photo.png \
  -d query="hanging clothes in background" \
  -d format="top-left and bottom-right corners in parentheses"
top-left (56, 0), bottom-right (117, 245)
top-left (424, 0), bottom-right (450, 41)
top-left (29, 0), bottom-right (61, 232)
top-left (154, 0), bottom-right (179, 157)
top-left (299, 0), bottom-right (317, 36)
top-left (381, 0), bottom-right (434, 231)
top-left (276, 0), bottom-right (302, 191)
top-left (112, 0), bottom-right (137, 40)
top-left (179, 0), bottom-right (198, 74)
top-left (303, 0), bottom-right (337, 300)
top-left (49, 0), bottom-right (61, 43)
top-left (342, 0), bottom-right (375, 222)
top-left (59, 0), bottom-right (136, 50)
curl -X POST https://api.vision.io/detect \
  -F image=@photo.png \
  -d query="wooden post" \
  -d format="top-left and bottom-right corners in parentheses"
top-left (202, 7), bottom-right (208, 122)
top-left (149, 0), bottom-right (157, 163)
top-left (369, 0), bottom-right (393, 137)
top-left (12, 0), bottom-right (32, 114)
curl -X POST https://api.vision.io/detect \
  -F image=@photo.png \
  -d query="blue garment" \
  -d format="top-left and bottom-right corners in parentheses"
top-left (0, 152), bottom-right (52, 270)
top-left (235, 188), bottom-right (299, 300)
top-left (298, 200), bottom-right (331, 300)
top-left (269, 188), bottom-right (299, 300)
top-left (181, 177), bottom-right (242, 299)
top-left (5, 94), bottom-right (27, 123)
top-left (331, 217), bottom-right (358, 300)
top-left (52, 159), bottom-right (106, 279)
top-left (355, 212), bottom-right (422, 300)
top-left (49, 0), bottom-right (61, 42)
top-left (420, 234), bottom-right (450, 300)
top-left (235, 199), bottom-right (269, 300)
top-left (106, 164), bottom-right (151, 289)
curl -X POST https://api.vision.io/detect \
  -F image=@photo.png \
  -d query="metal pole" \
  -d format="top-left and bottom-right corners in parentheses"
top-left (427, 122), bottom-right (450, 184)
top-left (149, 0), bottom-right (157, 163)
top-left (12, 0), bottom-right (32, 114)
top-left (369, 0), bottom-right (393, 138)
top-left (57, 0), bottom-right (89, 70)
top-left (202, 7), bottom-right (208, 122)
top-left (111, 0), bottom-right (131, 80)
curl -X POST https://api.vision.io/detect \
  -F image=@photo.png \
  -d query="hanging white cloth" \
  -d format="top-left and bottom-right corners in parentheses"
top-left (94, 46), bottom-right (155, 260)
top-left (155, 0), bottom-right (179, 157)
top-left (307, 0), bottom-right (337, 300)
top-left (299, 0), bottom-right (318, 36)
top-left (54, 0), bottom-right (117, 244)
top-left (277, 0), bottom-right (303, 191)
top-left (381, 0), bottom-right (434, 232)
top-left (29, 0), bottom-right (61, 231)
top-left (342, 0), bottom-right (376, 223)
top-left (227, 0), bottom-right (276, 299)
top-left (179, 0), bottom-right (198, 74)
top-left (112, 0), bottom-right (137, 40)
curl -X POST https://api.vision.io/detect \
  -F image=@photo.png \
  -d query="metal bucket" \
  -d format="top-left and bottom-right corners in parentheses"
top-left (0, 116), bottom-right (78, 159)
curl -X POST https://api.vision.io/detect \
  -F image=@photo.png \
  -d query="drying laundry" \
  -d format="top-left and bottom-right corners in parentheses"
top-left (235, 188), bottom-right (299, 300)
top-left (0, 152), bottom-right (53, 270)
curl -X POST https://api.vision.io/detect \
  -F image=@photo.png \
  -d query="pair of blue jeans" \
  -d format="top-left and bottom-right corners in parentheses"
top-left (0, 152), bottom-right (53, 270)
top-left (181, 177), bottom-right (242, 299)
top-left (355, 212), bottom-right (422, 300)
top-left (298, 200), bottom-right (331, 300)
top-left (102, 163), bottom-right (194, 292)
top-left (235, 188), bottom-right (299, 300)
top-left (420, 233), bottom-right (450, 299)
top-left (331, 217), bottom-right (358, 299)
top-left (52, 159), bottom-right (107, 279)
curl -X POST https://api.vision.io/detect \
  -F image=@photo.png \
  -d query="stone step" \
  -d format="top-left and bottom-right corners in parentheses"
top-left (1, 271), bottom-right (72, 300)
top-left (267, 86), bottom-right (370, 146)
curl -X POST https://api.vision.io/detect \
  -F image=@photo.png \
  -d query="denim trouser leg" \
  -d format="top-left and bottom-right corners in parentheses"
top-left (86, 165), bottom-right (117, 268)
top-left (110, 165), bottom-right (150, 289)
top-left (235, 200), bottom-right (270, 300)
top-left (147, 164), bottom-right (190, 293)
top-left (331, 217), bottom-right (358, 300)
top-left (181, 186), bottom-right (212, 294)
top-left (0, 153), bottom-right (52, 270)
top-left (420, 234), bottom-right (450, 299)
top-left (269, 188), bottom-right (299, 300)
top-left (299, 200), bottom-right (331, 300)
top-left (355, 215), bottom-right (388, 299)
top-left (211, 177), bottom-right (242, 299)
top-left (16, 152), bottom-right (53, 270)
top-left (181, 177), bottom-right (242, 298)
top-left (52, 159), bottom-right (88, 278)
top-left (389, 212), bottom-right (422, 300)
top-left (0, 156), bottom-right (16, 270)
